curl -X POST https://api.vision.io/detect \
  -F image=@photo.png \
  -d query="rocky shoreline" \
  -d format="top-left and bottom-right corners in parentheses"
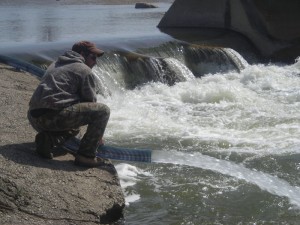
top-left (0, 64), bottom-right (125, 225)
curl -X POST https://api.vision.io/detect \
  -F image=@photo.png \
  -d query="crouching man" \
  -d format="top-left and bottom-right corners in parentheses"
top-left (28, 41), bottom-right (109, 167)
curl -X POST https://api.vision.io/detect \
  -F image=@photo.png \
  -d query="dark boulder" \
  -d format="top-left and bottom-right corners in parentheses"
top-left (158, 0), bottom-right (300, 63)
top-left (135, 2), bottom-right (158, 9)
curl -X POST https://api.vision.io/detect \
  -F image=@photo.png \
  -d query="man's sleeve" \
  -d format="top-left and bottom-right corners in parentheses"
top-left (80, 73), bottom-right (98, 102)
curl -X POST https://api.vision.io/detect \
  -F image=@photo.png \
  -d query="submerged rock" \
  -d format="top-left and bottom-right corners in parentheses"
top-left (135, 2), bottom-right (158, 8)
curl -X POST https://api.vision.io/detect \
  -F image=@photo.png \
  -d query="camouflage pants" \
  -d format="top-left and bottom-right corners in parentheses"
top-left (28, 102), bottom-right (110, 158)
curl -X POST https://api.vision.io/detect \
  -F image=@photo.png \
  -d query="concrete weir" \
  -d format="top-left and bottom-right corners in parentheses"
top-left (158, 0), bottom-right (300, 62)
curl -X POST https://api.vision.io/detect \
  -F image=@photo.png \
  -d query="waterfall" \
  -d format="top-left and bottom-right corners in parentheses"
top-left (183, 45), bottom-right (247, 76)
top-left (136, 41), bottom-right (248, 76)
top-left (96, 50), bottom-right (196, 90)
top-left (94, 44), bottom-right (248, 93)
top-left (2, 40), bottom-right (249, 95)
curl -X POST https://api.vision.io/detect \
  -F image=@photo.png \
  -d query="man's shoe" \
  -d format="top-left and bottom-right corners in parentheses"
top-left (35, 132), bottom-right (53, 159)
top-left (74, 154), bottom-right (106, 167)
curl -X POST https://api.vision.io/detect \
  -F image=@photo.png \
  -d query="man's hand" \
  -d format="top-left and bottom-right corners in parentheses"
top-left (98, 138), bottom-right (105, 146)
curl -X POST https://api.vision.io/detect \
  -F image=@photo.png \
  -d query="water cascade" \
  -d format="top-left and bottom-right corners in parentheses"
top-left (93, 41), bottom-right (248, 94)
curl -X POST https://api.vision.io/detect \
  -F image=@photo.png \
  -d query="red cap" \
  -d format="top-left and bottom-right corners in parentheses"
top-left (72, 41), bottom-right (104, 57)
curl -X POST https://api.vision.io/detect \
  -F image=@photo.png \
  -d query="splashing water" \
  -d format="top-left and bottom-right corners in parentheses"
top-left (152, 150), bottom-right (300, 208)
top-left (105, 58), bottom-right (300, 224)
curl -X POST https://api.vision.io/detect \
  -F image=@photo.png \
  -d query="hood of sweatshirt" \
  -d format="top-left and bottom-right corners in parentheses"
top-left (56, 50), bottom-right (85, 65)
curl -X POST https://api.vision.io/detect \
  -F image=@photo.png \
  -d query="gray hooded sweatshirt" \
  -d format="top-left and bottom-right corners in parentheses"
top-left (29, 50), bottom-right (98, 111)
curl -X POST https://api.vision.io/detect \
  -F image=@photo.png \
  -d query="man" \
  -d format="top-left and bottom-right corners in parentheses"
top-left (27, 41), bottom-right (110, 167)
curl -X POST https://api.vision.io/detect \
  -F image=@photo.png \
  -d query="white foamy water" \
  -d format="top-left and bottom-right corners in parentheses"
top-left (101, 61), bottom-right (300, 155)
top-left (98, 59), bottom-right (300, 222)
top-left (163, 57), bottom-right (195, 81)
top-left (115, 163), bottom-right (152, 206)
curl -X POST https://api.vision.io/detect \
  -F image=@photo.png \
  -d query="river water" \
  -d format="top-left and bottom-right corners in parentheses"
top-left (1, 2), bottom-right (299, 225)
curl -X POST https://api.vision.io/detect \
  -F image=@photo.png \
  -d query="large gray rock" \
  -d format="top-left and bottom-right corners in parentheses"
top-left (158, 0), bottom-right (300, 62)
top-left (0, 150), bottom-right (125, 225)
